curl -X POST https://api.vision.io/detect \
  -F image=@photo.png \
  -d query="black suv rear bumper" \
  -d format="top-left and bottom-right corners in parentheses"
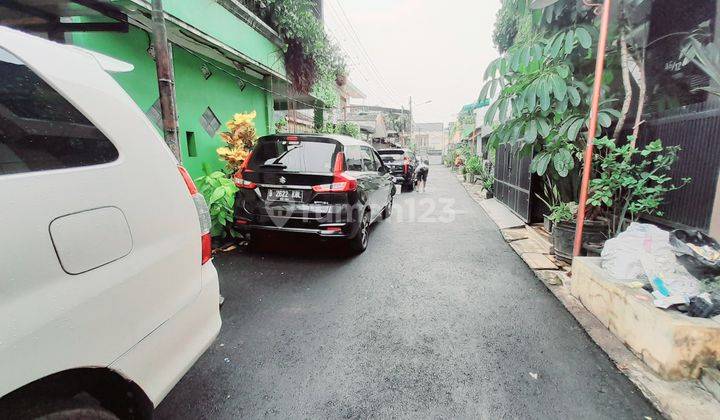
top-left (235, 201), bottom-right (362, 239)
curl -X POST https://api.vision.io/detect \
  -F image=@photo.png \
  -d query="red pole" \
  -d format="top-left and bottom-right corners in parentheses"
top-left (573, 0), bottom-right (612, 257)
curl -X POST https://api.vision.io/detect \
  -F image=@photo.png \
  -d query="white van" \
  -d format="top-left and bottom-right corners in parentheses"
top-left (0, 27), bottom-right (221, 418)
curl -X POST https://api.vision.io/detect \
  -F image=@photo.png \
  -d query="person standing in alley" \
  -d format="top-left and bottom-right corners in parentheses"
top-left (415, 158), bottom-right (430, 193)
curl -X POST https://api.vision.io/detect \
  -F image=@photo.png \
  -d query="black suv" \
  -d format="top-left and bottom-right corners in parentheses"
top-left (376, 149), bottom-right (417, 191)
top-left (233, 134), bottom-right (396, 253)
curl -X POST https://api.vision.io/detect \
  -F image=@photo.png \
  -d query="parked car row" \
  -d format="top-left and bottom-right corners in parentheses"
top-left (376, 148), bottom-right (420, 192)
top-left (233, 134), bottom-right (397, 254)
top-left (0, 27), bottom-right (407, 419)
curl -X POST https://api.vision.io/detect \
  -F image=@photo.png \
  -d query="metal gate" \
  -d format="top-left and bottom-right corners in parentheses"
top-left (636, 102), bottom-right (720, 231)
top-left (494, 143), bottom-right (533, 222)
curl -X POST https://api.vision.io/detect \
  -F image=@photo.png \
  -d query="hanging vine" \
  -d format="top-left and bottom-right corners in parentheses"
top-left (254, 0), bottom-right (347, 101)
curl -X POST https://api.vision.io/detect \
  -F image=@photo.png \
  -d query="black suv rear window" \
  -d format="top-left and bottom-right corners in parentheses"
top-left (0, 47), bottom-right (119, 176)
top-left (378, 150), bottom-right (405, 162)
top-left (248, 137), bottom-right (339, 173)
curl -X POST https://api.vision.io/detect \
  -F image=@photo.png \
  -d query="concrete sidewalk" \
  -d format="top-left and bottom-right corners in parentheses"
top-left (456, 172), bottom-right (720, 419)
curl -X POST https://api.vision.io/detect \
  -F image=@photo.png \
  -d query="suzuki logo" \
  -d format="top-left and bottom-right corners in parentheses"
top-left (279, 176), bottom-right (287, 184)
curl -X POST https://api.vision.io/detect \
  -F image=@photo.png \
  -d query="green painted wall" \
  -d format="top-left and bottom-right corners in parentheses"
top-left (160, 0), bottom-right (285, 77)
top-left (72, 25), bottom-right (274, 179)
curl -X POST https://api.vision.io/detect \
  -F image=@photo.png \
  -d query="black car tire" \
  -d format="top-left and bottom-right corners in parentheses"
top-left (382, 196), bottom-right (393, 219)
top-left (11, 398), bottom-right (119, 420)
top-left (348, 210), bottom-right (370, 254)
top-left (402, 181), bottom-right (414, 192)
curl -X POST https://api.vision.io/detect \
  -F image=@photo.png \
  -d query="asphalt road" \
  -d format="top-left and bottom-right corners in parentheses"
top-left (156, 166), bottom-right (658, 419)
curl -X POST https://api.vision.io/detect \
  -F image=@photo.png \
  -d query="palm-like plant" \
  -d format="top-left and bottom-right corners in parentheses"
top-left (680, 22), bottom-right (720, 97)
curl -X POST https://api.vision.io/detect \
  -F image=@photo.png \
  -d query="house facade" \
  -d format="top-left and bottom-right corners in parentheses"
top-left (0, 0), bottom-right (317, 179)
top-left (413, 122), bottom-right (444, 152)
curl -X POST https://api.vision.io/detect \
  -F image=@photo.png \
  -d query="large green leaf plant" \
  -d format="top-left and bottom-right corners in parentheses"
top-left (481, 25), bottom-right (619, 180)
top-left (195, 170), bottom-right (240, 239)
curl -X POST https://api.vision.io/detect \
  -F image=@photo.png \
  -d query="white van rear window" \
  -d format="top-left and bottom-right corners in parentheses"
top-left (0, 47), bottom-right (118, 176)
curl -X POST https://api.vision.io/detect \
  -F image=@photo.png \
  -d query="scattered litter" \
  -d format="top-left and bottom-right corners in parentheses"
top-left (219, 243), bottom-right (237, 252)
top-left (546, 274), bottom-right (563, 286)
top-left (224, 357), bottom-right (230, 363)
top-left (652, 293), bottom-right (688, 309)
top-left (529, 372), bottom-right (538, 380)
top-left (601, 223), bottom-right (676, 281)
top-left (602, 223), bottom-right (720, 317)
top-left (219, 343), bottom-right (225, 347)
top-left (687, 293), bottom-right (720, 318)
top-left (635, 294), bottom-right (651, 302)
top-left (671, 229), bottom-right (720, 269)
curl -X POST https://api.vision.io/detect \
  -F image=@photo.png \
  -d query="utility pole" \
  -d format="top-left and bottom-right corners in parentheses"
top-left (408, 96), bottom-right (413, 147)
top-left (151, 0), bottom-right (181, 162)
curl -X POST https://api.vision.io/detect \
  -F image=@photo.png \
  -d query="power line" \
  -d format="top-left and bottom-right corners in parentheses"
top-left (324, 0), bottom-right (401, 106)
top-left (325, 1), bottom-right (396, 104)
top-left (329, 0), bottom-right (403, 103)
top-left (311, 4), bottom-right (390, 107)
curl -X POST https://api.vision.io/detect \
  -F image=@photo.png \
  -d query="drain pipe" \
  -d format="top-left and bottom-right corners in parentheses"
top-left (573, 0), bottom-right (613, 257)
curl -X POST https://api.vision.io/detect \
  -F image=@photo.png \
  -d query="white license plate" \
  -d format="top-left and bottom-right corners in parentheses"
top-left (267, 189), bottom-right (303, 202)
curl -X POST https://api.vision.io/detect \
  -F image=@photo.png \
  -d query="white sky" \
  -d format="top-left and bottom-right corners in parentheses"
top-left (324, 0), bottom-right (501, 124)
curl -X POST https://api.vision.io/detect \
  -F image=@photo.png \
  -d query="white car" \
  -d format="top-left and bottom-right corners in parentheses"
top-left (0, 27), bottom-right (220, 418)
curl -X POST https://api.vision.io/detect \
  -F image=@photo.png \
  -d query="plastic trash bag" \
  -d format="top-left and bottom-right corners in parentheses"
top-left (671, 229), bottom-right (720, 278)
top-left (687, 293), bottom-right (720, 318)
top-left (601, 222), bottom-right (677, 280)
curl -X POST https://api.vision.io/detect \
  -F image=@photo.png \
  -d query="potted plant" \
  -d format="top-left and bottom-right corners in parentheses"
top-left (483, 176), bottom-right (495, 199)
top-left (588, 136), bottom-right (689, 239)
top-left (465, 156), bottom-right (482, 183)
top-left (541, 201), bottom-right (607, 262)
top-left (536, 179), bottom-right (563, 233)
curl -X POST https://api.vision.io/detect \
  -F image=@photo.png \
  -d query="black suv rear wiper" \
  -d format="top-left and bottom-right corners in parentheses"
top-left (269, 144), bottom-right (302, 165)
top-left (261, 163), bottom-right (287, 169)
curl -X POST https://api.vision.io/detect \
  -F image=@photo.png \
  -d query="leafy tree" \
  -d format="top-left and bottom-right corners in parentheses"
top-left (588, 137), bottom-right (689, 237)
top-left (480, 1), bottom-right (621, 202)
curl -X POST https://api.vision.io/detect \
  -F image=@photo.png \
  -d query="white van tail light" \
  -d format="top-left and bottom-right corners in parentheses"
top-left (178, 166), bottom-right (212, 264)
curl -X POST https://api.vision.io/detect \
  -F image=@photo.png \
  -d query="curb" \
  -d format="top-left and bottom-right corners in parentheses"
top-left (456, 176), bottom-right (720, 420)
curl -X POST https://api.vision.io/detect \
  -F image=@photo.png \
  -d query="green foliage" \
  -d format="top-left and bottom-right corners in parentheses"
top-left (588, 137), bottom-right (690, 237)
top-left (680, 21), bottom-right (720, 97)
top-left (256, 0), bottom-right (346, 100)
top-left (337, 122), bottom-right (360, 138)
top-left (313, 106), bottom-right (324, 130)
top-left (480, 6), bottom-right (620, 187)
top-left (536, 180), bottom-right (575, 222)
top-left (492, 0), bottom-right (521, 53)
top-left (465, 156), bottom-right (483, 175)
top-left (195, 170), bottom-right (239, 239)
top-left (533, 0), bottom-right (594, 30)
top-left (481, 25), bottom-right (600, 130)
top-left (317, 121), bottom-right (361, 139)
top-left (444, 149), bottom-right (457, 166)
top-left (385, 112), bottom-right (409, 133)
top-left (483, 176), bottom-right (495, 193)
top-left (274, 116), bottom-right (288, 132)
top-left (548, 201), bottom-right (578, 223)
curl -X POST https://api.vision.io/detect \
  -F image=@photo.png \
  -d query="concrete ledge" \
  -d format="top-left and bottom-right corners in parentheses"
top-left (571, 257), bottom-right (720, 380)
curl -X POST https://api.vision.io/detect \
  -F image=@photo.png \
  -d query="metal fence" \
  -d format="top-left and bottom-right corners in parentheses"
top-left (494, 143), bottom-right (533, 222)
top-left (636, 101), bottom-right (720, 231)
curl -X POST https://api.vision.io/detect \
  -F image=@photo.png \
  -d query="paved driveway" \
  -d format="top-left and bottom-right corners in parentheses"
top-left (157, 166), bottom-right (657, 419)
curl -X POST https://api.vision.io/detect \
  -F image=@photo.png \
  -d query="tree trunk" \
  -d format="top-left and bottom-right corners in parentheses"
top-left (613, 33), bottom-right (633, 140)
top-left (631, 54), bottom-right (647, 143)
